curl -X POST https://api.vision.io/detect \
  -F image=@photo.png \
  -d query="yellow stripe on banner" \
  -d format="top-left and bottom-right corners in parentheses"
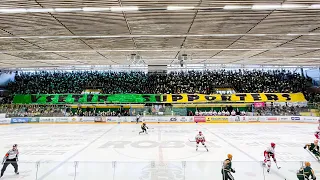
top-left (164, 93), bottom-right (306, 103)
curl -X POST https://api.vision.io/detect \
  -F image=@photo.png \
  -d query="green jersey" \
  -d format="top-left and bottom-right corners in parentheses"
top-left (221, 159), bottom-right (233, 172)
top-left (309, 143), bottom-right (319, 152)
top-left (297, 166), bottom-right (314, 179)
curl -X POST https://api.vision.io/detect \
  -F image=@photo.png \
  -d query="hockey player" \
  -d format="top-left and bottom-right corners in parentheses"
top-left (297, 162), bottom-right (316, 180)
top-left (139, 122), bottom-right (148, 134)
top-left (221, 154), bottom-right (235, 180)
top-left (314, 123), bottom-right (320, 139)
top-left (136, 113), bottom-right (141, 124)
top-left (263, 142), bottom-right (277, 173)
top-left (195, 131), bottom-right (208, 151)
top-left (304, 140), bottom-right (320, 159)
top-left (1, 144), bottom-right (19, 178)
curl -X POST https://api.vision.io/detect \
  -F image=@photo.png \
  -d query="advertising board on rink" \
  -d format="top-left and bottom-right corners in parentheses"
top-left (106, 117), bottom-right (119, 122)
top-left (77, 117), bottom-right (95, 122)
top-left (228, 116), bottom-right (247, 122)
top-left (39, 117), bottom-right (55, 123)
top-left (266, 117), bottom-right (278, 121)
top-left (278, 117), bottom-right (290, 121)
top-left (205, 116), bottom-right (229, 123)
top-left (94, 116), bottom-right (106, 122)
top-left (142, 117), bottom-right (158, 122)
top-left (246, 116), bottom-right (260, 122)
top-left (0, 118), bottom-right (11, 124)
top-left (194, 116), bottom-right (206, 123)
top-left (11, 117), bottom-right (30, 124)
top-left (176, 116), bottom-right (194, 122)
top-left (291, 117), bottom-right (301, 121)
top-left (302, 116), bottom-right (319, 122)
top-left (55, 117), bottom-right (69, 123)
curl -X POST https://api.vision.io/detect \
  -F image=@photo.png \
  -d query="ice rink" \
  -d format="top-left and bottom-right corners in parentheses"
top-left (0, 122), bottom-right (319, 180)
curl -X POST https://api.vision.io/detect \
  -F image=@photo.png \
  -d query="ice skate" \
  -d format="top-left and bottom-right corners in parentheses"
top-left (15, 172), bottom-right (19, 175)
top-left (267, 169), bottom-right (270, 173)
top-left (196, 148), bottom-right (198, 151)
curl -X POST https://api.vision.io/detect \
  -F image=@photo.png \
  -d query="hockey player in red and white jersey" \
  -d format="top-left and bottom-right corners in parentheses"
top-left (263, 142), bottom-right (277, 173)
top-left (195, 131), bottom-right (208, 152)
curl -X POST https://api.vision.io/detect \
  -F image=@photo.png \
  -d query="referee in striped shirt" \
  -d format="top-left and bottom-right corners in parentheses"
top-left (1, 144), bottom-right (19, 178)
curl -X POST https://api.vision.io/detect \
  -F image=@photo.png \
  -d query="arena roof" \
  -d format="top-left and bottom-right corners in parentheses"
top-left (0, 0), bottom-right (320, 70)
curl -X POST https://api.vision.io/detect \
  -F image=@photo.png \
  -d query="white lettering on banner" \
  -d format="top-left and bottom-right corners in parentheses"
top-left (0, 118), bottom-right (10, 124)
top-left (39, 117), bottom-right (55, 123)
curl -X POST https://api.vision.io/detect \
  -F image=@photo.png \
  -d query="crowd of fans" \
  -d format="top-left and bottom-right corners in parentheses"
top-left (7, 70), bottom-right (314, 98)
top-left (0, 105), bottom-right (66, 117)
top-left (254, 105), bottom-right (304, 116)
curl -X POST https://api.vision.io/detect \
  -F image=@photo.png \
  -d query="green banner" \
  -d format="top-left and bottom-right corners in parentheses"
top-left (13, 94), bottom-right (160, 104)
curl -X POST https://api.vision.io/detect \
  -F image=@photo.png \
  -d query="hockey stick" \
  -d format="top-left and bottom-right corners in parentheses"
top-left (188, 139), bottom-right (196, 142)
top-left (275, 162), bottom-right (281, 169)
top-left (305, 149), bottom-right (320, 161)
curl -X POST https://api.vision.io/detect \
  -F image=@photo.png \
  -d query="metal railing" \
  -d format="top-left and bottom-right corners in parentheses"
top-left (1, 161), bottom-right (316, 180)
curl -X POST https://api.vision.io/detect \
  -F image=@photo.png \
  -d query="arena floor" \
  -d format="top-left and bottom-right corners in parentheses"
top-left (0, 123), bottom-right (319, 180)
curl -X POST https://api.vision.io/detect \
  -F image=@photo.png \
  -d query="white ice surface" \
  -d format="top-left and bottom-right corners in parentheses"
top-left (0, 123), bottom-right (319, 180)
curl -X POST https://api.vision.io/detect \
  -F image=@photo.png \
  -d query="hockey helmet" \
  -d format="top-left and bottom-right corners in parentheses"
top-left (271, 142), bottom-right (276, 148)
top-left (305, 161), bottom-right (311, 167)
top-left (199, 131), bottom-right (202, 134)
top-left (227, 154), bottom-right (233, 160)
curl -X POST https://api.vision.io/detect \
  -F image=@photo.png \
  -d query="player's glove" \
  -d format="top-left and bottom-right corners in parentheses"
top-left (231, 169), bottom-right (236, 173)
top-left (304, 146), bottom-right (307, 149)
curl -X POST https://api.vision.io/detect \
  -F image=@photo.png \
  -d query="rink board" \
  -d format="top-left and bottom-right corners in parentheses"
top-left (0, 123), bottom-right (320, 180)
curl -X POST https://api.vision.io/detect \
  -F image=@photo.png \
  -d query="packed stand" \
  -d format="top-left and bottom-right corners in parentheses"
top-left (7, 70), bottom-right (314, 99)
top-left (254, 105), bottom-right (306, 116)
top-left (69, 106), bottom-right (130, 117)
top-left (194, 108), bottom-right (247, 116)
top-left (0, 105), bottom-right (66, 117)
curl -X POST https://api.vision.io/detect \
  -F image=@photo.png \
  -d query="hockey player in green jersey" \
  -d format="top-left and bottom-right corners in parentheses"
top-left (221, 154), bottom-right (235, 180)
top-left (304, 140), bottom-right (320, 159)
top-left (297, 161), bottom-right (316, 180)
top-left (139, 122), bottom-right (148, 134)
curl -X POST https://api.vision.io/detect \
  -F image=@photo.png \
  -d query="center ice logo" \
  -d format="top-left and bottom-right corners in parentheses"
top-left (139, 163), bottom-right (184, 180)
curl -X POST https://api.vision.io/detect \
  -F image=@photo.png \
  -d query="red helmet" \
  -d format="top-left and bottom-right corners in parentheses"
top-left (271, 142), bottom-right (276, 148)
top-left (199, 131), bottom-right (202, 134)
